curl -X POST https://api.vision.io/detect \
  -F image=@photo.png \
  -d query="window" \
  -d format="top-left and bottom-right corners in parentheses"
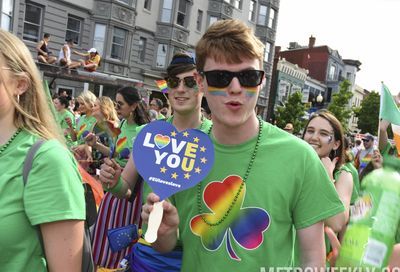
top-left (196, 9), bottom-right (203, 31)
top-left (117, 0), bottom-right (129, 4)
top-left (268, 8), bottom-right (275, 28)
top-left (144, 0), bottom-right (151, 10)
top-left (264, 42), bottom-right (271, 62)
top-left (177, 0), bottom-right (187, 27)
top-left (23, 3), bottom-right (42, 42)
top-left (224, 0), bottom-right (241, 9)
top-left (248, 0), bottom-right (256, 21)
top-left (93, 24), bottom-right (106, 56)
top-left (209, 16), bottom-right (218, 26)
top-left (328, 65), bottom-right (336, 80)
top-left (156, 43), bottom-right (168, 68)
top-left (138, 37), bottom-right (146, 62)
top-left (111, 27), bottom-right (127, 60)
top-left (66, 15), bottom-right (82, 45)
top-left (1, 0), bottom-right (13, 31)
top-left (257, 5), bottom-right (267, 25)
top-left (161, 0), bottom-right (173, 23)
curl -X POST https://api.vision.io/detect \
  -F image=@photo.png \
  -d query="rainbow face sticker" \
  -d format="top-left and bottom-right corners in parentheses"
top-left (208, 87), bottom-right (258, 97)
top-left (133, 121), bottom-right (215, 200)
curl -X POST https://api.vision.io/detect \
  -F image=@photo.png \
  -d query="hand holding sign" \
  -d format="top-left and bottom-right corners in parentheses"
top-left (133, 121), bottom-right (214, 243)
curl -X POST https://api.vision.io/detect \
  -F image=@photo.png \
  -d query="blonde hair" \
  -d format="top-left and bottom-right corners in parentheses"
top-left (0, 29), bottom-right (64, 143)
top-left (195, 19), bottom-right (265, 71)
top-left (77, 90), bottom-right (97, 113)
top-left (98, 96), bottom-right (119, 123)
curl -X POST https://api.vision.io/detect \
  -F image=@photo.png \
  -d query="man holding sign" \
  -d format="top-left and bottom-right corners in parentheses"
top-left (141, 19), bottom-right (344, 270)
top-left (99, 53), bottom-right (211, 271)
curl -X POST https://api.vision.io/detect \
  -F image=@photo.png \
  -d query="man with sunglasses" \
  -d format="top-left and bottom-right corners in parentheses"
top-left (141, 19), bottom-right (344, 270)
top-left (354, 133), bottom-right (376, 174)
top-left (99, 52), bottom-right (211, 271)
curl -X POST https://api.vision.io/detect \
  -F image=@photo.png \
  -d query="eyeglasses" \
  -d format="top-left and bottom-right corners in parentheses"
top-left (166, 76), bottom-right (197, 89)
top-left (362, 139), bottom-right (371, 142)
top-left (199, 70), bottom-right (264, 88)
top-left (304, 128), bottom-right (334, 143)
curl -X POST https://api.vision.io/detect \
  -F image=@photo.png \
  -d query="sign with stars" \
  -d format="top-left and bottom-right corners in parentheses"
top-left (133, 120), bottom-right (215, 200)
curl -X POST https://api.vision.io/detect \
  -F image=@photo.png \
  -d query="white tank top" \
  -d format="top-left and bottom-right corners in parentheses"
top-left (58, 44), bottom-right (71, 61)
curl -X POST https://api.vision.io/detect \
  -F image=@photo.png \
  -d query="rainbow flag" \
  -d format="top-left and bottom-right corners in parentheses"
top-left (379, 83), bottom-right (400, 155)
top-left (97, 120), bottom-right (121, 139)
top-left (155, 79), bottom-right (168, 93)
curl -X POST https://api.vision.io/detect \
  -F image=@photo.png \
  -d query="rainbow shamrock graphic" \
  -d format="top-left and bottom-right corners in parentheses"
top-left (190, 175), bottom-right (270, 261)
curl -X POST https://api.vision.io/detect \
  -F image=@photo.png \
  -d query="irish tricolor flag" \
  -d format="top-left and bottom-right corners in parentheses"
top-left (379, 83), bottom-right (400, 155)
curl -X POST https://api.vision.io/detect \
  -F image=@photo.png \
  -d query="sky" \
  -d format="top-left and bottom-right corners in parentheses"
top-left (275, 0), bottom-right (400, 95)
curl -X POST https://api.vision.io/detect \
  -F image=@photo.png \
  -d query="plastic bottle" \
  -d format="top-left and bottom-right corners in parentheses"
top-left (336, 158), bottom-right (400, 270)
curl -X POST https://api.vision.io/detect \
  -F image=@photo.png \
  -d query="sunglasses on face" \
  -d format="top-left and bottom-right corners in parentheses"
top-left (362, 139), bottom-right (370, 142)
top-left (166, 76), bottom-right (197, 89)
top-left (200, 70), bottom-right (264, 88)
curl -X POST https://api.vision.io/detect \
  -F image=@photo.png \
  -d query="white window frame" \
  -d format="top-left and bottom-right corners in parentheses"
top-left (138, 37), bottom-right (146, 62)
top-left (23, 3), bottom-right (42, 42)
top-left (144, 0), bottom-right (151, 10)
top-left (66, 15), bottom-right (83, 45)
top-left (176, 0), bottom-right (187, 27)
top-left (248, 0), bottom-right (256, 22)
top-left (268, 8), bottom-right (275, 28)
top-left (93, 23), bottom-right (106, 56)
top-left (264, 42), bottom-right (271, 62)
top-left (196, 9), bottom-right (203, 31)
top-left (209, 16), bottom-right (218, 26)
top-left (1, 0), bottom-right (14, 31)
top-left (257, 5), bottom-right (267, 25)
top-left (111, 27), bottom-right (127, 60)
top-left (161, 0), bottom-right (173, 23)
top-left (156, 43), bottom-right (168, 68)
top-left (328, 64), bottom-right (336, 80)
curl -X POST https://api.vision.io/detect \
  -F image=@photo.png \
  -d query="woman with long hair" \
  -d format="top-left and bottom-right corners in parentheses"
top-left (302, 110), bottom-right (353, 231)
top-left (89, 87), bottom-right (151, 271)
top-left (0, 29), bottom-right (85, 271)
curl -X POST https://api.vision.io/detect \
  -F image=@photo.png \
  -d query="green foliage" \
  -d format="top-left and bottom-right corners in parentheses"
top-left (327, 80), bottom-right (353, 132)
top-left (275, 91), bottom-right (308, 134)
top-left (355, 91), bottom-right (380, 135)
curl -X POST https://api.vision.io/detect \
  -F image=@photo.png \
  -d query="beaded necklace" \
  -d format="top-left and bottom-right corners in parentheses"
top-left (197, 116), bottom-right (263, 226)
top-left (0, 128), bottom-right (22, 156)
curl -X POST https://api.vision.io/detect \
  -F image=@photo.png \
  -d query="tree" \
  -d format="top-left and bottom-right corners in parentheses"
top-left (275, 91), bottom-right (308, 134)
top-left (327, 80), bottom-right (353, 132)
top-left (355, 91), bottom-right (380, 135)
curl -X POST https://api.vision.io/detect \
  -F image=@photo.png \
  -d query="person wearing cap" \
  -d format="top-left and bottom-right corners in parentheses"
top-left (354, 133), bottom-right (376, 175)
top-left (71, 47), bottom-right (101, 72)
top-left (283, 122), bottom-right (294, 134)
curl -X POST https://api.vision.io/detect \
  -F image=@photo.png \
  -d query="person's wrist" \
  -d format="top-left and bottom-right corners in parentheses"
top-left (105, 175), bottom-right (123, 193)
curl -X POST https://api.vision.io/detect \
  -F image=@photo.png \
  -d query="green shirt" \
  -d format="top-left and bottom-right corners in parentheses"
top-left (115, 120), bottom-right (139, 167)
top-left (56, 109), bottom-right (76, 146)
top-left (171, 122), bottom-right (344, 270)
top-left (0, 130), bottom-right (85, 271)
top-left (76, 114), bottom-right (97, 144)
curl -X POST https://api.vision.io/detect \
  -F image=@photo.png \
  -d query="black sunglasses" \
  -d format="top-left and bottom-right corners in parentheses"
top-left (362, 139), bottom-right (371, 142)
top-left (166, 76), bottom-right (197, 89)
top-left (200, 70), bottom-right (264, 88)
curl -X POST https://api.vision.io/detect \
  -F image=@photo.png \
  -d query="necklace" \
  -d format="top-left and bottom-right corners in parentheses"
top-left (0, 128), bottom-right (22, 156)
top-left (197, 116), bottom-right (263, 227)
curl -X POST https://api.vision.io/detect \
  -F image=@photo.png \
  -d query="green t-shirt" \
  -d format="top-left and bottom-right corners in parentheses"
top-left (76, 114), bottom-right (97, 144)
top-left (170, 122), bottom-right (344, 270)
top-left (56, 109), bottom-right (76, 146)
top-left (340, 162), bottom-right (360, 204)
top-left (0, 130), bottom-right (86, 271)
top-left (115, 120), bottom-right (139, 167)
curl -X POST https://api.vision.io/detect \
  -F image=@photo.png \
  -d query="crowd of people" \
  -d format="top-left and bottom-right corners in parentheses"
top-left (1, 19), bottom-right (399, 272)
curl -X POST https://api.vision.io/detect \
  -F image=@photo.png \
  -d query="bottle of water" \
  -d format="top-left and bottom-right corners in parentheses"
top-left (336, 158), bottom-right (400, 269)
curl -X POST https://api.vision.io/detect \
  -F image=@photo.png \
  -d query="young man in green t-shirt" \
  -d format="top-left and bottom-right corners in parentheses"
top-left (140, 19), bottom-right (344, 270)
